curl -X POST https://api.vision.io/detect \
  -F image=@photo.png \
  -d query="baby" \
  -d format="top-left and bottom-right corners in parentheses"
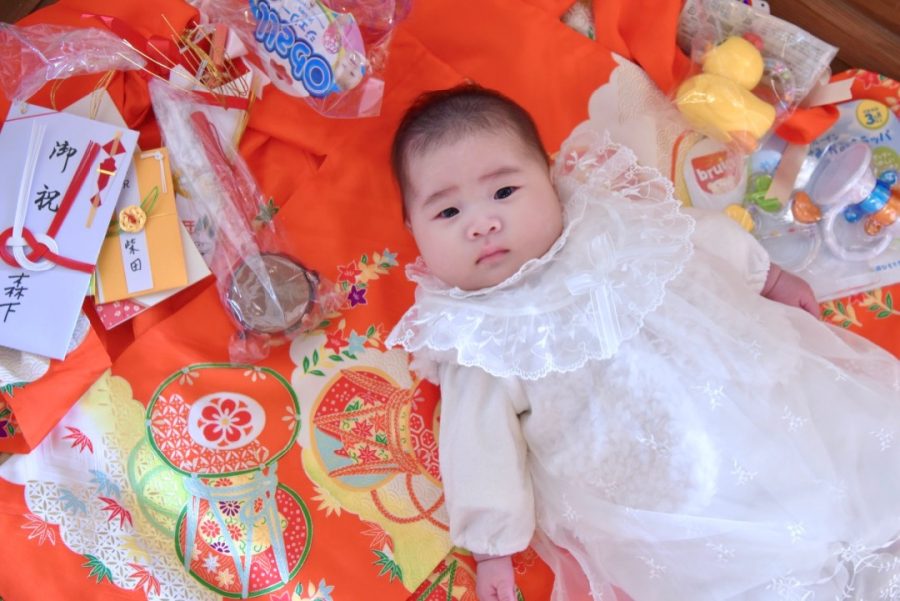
top-left (387, 85), bottom-right (900, 600)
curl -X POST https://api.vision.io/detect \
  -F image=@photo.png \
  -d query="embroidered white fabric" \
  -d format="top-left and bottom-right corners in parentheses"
top-left (388, 132), bottom-right (695, 380)
top-left (583, 54), bottom-right (692, 176)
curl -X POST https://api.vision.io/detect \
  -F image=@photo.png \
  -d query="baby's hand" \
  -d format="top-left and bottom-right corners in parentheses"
top-left (475, 554), bottom-right (517, 601)
top-left (761, 264), bottom-right (819, 318)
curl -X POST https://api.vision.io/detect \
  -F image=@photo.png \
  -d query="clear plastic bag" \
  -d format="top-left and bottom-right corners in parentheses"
top-left (797, 139), bottom-right (898, 261)
top-left (149, 79), bottom-right (341, 362)
top-left (749, 132), bottom-right (900, 301)
top-left (675, 0), bottom-right (836, 153)
top-left (192, 0), bottom-right (411, 118)
top-left (0, 23), bottom-right (146, 102)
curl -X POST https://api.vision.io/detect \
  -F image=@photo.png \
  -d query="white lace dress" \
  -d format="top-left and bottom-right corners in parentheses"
top-left (387, 133), bottom-right (900, 601)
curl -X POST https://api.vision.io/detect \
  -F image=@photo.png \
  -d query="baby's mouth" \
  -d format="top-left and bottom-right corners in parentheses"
top-left (476, 247), bottom-right (510, 265)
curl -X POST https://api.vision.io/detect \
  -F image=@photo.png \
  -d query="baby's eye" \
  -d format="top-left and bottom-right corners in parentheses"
top-left (494, 186), bottom-right (517, 200)
top-left (436, 207), bottom-right (459, 219)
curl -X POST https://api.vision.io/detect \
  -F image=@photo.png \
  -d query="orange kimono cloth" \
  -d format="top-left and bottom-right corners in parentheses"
top-left (0, 1), bottom-right (897, 600)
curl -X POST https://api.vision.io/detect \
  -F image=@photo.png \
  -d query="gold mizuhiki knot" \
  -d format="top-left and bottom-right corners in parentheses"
top-left (118, 205), bottom-right (147, 233)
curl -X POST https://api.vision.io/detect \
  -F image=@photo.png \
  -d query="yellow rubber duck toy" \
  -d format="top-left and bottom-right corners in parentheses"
top-left (675, 35), bottom-right (777, 152)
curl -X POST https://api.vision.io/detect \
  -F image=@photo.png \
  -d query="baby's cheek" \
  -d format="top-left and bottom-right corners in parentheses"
top-left (535, 211), bottom-right (564, 251)
top-left (418, 237), bottom-right (462, 281)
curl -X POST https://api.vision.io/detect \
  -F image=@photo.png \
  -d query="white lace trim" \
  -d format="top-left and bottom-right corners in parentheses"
top-left (387, 132), bottom-right (695, 380)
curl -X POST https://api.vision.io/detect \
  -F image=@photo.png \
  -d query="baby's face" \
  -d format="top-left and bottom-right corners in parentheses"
top-left (405, 129), bottom-right (564, 290)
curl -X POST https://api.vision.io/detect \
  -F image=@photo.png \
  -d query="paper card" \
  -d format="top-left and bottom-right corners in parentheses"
top-left (62, 90), bottom-right (128, 133)
top-left (0, 103), bottom-right (138, 359)
top-left (94, 148), bottom-right (189, 303)
top-left (94, 221), bottom-right (211, 330)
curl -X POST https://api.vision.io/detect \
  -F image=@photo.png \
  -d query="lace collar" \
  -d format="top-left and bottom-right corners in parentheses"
top-left (387, 131), bottom-right (695, 380)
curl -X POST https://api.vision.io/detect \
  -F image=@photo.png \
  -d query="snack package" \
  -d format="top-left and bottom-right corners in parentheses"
top-left (149, 79), bottom-right (340, 362)
top-left (675, 0), bottom-right (836, 153)
top-left (193, 0), bottom-right (411, 118)
top-left (0, 23), bottom-right (146, 102)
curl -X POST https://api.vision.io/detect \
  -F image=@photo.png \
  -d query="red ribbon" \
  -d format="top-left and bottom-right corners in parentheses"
top-left (775, 105), bottom-right (841, 145)
top-left (0, 141), bottom-right (101, 274)
top-left (91, 136), bottom-right (126, 213)
top-left (191, 111), bottom-right (250, 219)
top-left (0, 228), bottom-right (94, 273)
top-left (48, 141), bottom-right (100, 238)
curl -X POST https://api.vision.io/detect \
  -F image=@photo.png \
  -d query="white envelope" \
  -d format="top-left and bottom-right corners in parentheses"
top-left (0, 103), bottom-right (138, 358)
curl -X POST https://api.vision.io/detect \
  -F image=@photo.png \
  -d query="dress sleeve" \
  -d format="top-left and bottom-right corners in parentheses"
top-left (684, 207), bottom-right (772, 293)
top-left (437, 363), bottom-right (535, 556)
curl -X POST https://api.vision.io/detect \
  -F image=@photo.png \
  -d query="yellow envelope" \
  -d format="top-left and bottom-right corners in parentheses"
top-left (94, 148), bottom-right (189, 303)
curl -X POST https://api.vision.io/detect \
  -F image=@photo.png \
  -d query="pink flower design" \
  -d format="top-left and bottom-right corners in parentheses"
top-left (356, 445), bottom-right (378, 464)
top-left (324, 329), bottom-right (349, 354)
top-left (336, 261), bottom-right (361, 283)
top-left (200, 518), bottom-right (221, 539)
top-left (352, 420), bottom-right (373, 439)
top-left (227, 523), bottom-right (243, 543)
top-left (198, 397), bottom-right (253, 447)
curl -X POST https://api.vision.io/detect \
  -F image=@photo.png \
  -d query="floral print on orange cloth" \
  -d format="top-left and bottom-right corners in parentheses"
top-left (291, 331), bottom-right (451, 590)
top-left (146, 364), bottom-right (307, 598)
top-left (191, 394), bottom-right (265, 450)
top-left (174, 483), bottom-right (311, 597)
top-left (0, 401), bottom-right (17, 439)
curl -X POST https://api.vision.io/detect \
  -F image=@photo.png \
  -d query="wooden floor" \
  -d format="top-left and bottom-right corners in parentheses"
top-left (0, 0), bottom-right (56, 24)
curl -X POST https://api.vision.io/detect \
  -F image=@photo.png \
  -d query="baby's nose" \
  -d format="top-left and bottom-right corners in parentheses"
top-left (467, 215), bottom-right (502, 238)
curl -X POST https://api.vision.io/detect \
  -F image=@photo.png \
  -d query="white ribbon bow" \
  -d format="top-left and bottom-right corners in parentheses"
top-left (564, 233), bottom-right (623, 357)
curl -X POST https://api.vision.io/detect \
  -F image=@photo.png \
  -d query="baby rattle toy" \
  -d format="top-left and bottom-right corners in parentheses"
top-left (844, 170), bottom-right (899, 236)
top-left (804, 142), bottom-right (899, 261)
top-left (675, 34), bottom-right (777, 152)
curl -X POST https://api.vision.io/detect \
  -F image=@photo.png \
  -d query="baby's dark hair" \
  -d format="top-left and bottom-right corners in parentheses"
top-left (391, 84), bottom-right (548, 218)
